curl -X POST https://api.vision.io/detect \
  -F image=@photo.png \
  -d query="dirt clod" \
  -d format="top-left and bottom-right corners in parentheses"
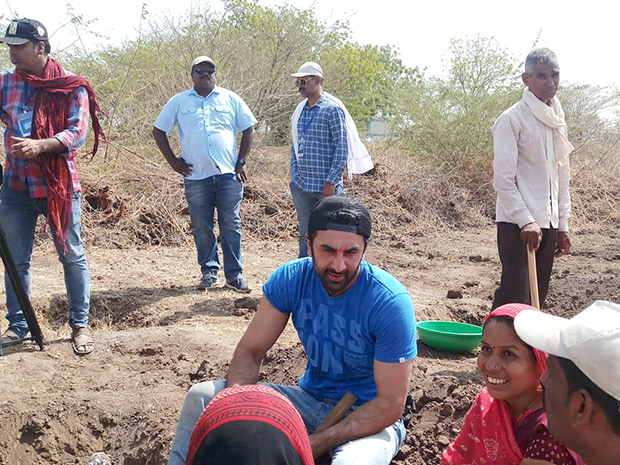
top-left (0, 221), bottom-right (617, 464)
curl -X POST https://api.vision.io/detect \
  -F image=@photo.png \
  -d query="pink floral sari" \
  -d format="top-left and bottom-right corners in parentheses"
top-left (442, 386), bottom-right (526, 464)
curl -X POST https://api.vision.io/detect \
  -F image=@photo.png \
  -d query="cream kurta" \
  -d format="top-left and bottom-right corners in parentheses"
top-left (492, 98), bottom-right (571, 231)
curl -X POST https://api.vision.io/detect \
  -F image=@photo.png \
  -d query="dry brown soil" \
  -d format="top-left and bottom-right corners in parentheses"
top-left (0, 225), bottom-right (618, 464)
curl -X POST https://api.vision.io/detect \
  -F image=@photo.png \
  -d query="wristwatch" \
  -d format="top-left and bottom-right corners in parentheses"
top-left (237, 159), bottom-right (246, 165)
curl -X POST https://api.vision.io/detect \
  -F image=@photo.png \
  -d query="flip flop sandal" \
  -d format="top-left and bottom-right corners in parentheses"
top-left (72, 327), bottom-right (94, 356)
top-left (1, 329), bottom-right (22, 344)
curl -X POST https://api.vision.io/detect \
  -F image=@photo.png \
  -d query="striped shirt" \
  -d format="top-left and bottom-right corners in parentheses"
top-left (290, 95), bottom-right (348, 192)
top-left (1, 68), bottom-right (89, 198)
top-left (493, 99), bottom-right (571, 231)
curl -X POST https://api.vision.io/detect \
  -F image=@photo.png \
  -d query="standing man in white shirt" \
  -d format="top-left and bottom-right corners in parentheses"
top-left (153, 56), bottom-right (257, 293)
top-left (491, 48), bottom-right (573, 310)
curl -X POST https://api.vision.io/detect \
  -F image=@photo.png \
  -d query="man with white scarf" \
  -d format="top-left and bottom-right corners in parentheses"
top-left (492, 48), bottom-right (573, 310)
top-left (289, 62), bottom-right (373, 258)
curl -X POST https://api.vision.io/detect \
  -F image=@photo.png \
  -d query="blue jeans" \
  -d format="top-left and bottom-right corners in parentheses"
top-left (0, 187), bottom-right (90, 338)
top-left (184, 174), bottom-right (244, 281)
top-left (168, 380), bottom-right (406, 465)
top-left (290, 181), bottom-right (344, 258)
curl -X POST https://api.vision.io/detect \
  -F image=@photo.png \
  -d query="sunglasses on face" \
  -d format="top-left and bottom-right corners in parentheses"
top-left (193, 66), bottom-right (215, 75)
top-left (295, 76), bottom-right (315, 87)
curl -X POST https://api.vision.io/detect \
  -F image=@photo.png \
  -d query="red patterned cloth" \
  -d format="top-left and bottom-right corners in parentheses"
top-left (443, 386), bottom-right (533, 464)
top-left (16, 57), bottom-right (105, 249)
top-left (186, 385), bottom-right (314, 465)
top-left (441, 304), bottom-right (584, 465)
top-left (524, 427), bottom-right (583, 464)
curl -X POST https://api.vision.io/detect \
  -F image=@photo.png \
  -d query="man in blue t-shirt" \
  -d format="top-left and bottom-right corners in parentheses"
top-left (167, 196), bottom-right (417, 465)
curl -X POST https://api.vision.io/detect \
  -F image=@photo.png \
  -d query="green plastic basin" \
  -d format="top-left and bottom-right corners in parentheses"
top-left (416, 320), bottom-right (483, 352)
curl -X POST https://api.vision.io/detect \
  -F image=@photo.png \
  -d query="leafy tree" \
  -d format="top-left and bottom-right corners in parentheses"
top-left (559, 83), bottom-right (620, 152)
top-left (391, 35), bottom-right (522, 169)
top-left (322, 44), bottom-right (421, 128)
top-left (61, 0), bottom-right (415, 148)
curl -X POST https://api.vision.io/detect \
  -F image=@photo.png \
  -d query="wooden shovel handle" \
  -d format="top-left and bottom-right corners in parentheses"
top-left (527, 247), bottom-right (540, 310)
top-left (314, 392), bottom-right (357, 433)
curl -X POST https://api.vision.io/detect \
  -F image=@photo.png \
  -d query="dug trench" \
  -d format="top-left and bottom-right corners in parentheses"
top-left (0, 224), bottom-right (618, 464)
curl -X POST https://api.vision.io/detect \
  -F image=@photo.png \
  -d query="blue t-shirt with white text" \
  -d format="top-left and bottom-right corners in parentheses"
top-left (263, 258), bottom-right (417, 404)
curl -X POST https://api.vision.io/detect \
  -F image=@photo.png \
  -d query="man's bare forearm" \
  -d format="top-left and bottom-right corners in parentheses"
top-left (152, 127), bottom-right (176, 164)
top-left (225, 347), bottom-right (263, 387)
top-left (309, 396), bottom-right (404, 457)
top-left (237, 127), bottom-right (254, 163)
top-left (35, 137), bottom-right (65, 154)
top-left (225, 298), bottom-right (290, 388)
top-left (10, 136), bottom-right (65, 159)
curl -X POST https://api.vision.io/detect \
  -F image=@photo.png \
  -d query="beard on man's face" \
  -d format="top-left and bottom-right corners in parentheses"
top-left (314, 265), bottom-right (356, 295)
top-left (312, 257), bottom-right (361, 296)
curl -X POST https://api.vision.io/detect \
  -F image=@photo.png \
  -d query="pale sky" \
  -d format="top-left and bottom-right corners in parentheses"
top-left (1, 0), bottom-right (617, 87)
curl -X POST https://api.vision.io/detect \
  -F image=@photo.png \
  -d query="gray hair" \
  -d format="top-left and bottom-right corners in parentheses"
top-left (524, 48), bottom-right (558, 74)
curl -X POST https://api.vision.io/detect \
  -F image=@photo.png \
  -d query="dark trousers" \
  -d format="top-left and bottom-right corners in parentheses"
top-left (491, 222), bottom-right (557, 310)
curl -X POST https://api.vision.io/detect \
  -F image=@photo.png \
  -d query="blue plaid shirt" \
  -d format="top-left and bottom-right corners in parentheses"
top-left (290, 95), bottom-right (348, 192)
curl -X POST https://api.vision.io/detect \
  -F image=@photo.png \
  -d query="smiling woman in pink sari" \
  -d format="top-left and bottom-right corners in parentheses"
top-left (441, 303), bottom-right (584, 465)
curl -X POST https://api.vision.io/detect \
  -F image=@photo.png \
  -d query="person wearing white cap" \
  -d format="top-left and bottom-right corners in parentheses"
top-left (289, 61), bottom-right (349, 257)
top-left (514, 301), bottom-right (620, 465)
top-left (153, 56), bottom-right (257, 293)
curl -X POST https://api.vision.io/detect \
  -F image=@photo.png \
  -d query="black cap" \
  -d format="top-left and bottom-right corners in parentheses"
top-left (308, 195), bottom-right (371, 239)
top-left (0, 18), bottom-right (48, 45)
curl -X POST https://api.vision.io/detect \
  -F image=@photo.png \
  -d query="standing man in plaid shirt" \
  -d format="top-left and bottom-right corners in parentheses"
top-left (290, 62), bottom-right (348, 257)
top-left (0, 18), bottom-right (105, 354)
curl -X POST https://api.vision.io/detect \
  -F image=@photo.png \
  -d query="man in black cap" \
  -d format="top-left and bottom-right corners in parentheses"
top-left (0, 18), bottom-right (105, 354)
top-left (168, 195), bottom-right (417, 465)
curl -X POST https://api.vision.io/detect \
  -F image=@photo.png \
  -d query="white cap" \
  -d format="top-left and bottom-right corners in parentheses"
top-left (191, 56), bottom-right (216, 71)
top-left (291, 62), bottom-right (323, 78)
top-left (514, 300), bottom-right (620, 400)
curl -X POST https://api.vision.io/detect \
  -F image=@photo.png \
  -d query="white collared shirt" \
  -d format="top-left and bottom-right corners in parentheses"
top-left (493, 99), bottom-right (571, 231)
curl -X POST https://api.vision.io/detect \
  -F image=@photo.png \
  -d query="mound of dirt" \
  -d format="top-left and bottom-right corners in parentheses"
top-left (0, 223), bottom-right (618, 464)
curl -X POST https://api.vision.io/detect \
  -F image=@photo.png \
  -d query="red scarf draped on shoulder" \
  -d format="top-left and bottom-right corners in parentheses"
top-left (443, 386), bottom-right (535, 465)
top-left (17, 57), bottom-right (106, 250)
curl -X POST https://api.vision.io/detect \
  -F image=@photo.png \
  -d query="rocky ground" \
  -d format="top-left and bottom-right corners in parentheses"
top-left (0, 225), bottom-right (618, 464)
